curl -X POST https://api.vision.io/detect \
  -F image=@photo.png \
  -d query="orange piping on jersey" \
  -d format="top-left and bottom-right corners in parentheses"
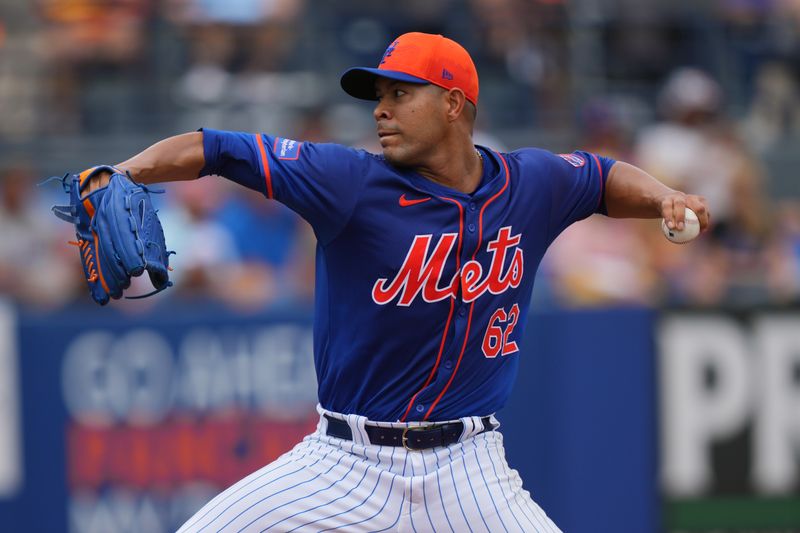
top-left (474, 153), bottom-right (511, 257)
top-left (399, 197), bottom-right (463, 422)
top-left (254, 134), bottom-right (274, 199)
top-left (423, 152), bottom-right (511, 421)
top-left (442, 198), bottom-right (465, 269)
top-left (590, 153), bottom-right (606, 211)
top-left (400, 298), bottom-right (456, 422)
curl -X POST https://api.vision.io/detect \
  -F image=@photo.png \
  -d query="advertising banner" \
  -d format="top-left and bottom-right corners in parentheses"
top-left (7, 304), bottom-right (319, 532)
top-left (1, 304), bottom-right (662, 533)
top-left (659, 311), bottom-right (800, 532)
top-left (0, 301), bottom-right (22, 499)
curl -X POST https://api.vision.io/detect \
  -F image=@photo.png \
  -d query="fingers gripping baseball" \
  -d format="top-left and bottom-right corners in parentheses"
top-left (659, 192), bottom-right (711, 232)
top-left (687, 197), bottom-right (711, 230)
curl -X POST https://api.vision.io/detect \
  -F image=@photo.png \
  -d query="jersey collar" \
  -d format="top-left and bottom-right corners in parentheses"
top-left (397, 145), bottom-right (505, 201)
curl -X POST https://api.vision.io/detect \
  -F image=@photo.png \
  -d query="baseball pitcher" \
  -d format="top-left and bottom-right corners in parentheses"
top-left (55, 32), bottom-right (710, 532)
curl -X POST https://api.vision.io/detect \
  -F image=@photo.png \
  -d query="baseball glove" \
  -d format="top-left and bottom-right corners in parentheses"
top-left (47, 165), bottom-right (173, 305)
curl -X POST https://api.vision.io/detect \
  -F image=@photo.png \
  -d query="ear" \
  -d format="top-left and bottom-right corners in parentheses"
top-left (444, 88), bottom-right (467, 122)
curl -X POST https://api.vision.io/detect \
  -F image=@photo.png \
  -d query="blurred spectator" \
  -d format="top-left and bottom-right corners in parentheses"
top-left (771, 200), bottom-right (800, 298)
top-left (468, 0), bottom-right (569, 126)
top-left (578, 96), bottom-right (641, 161)
top-left (741, 61), bottom-right (800, 153)
top-left (0, 0), bottom-right (797, 312)
top-left (159, 179), bottom-right (246, 302)
top-left (541, 217), bottom-right (662, 307)
top-left (633, 67), bottom-right (800, 305)
top-left (214, 188), bottom-right (313, 305)
top-left (635, 68), bottom-right (750, 225)
top-left (0, 165), bottom-right (80, 307)
top-left (172, 23), bottom-right (238, 129)
top-left (166, 0), bottom-right (301, 25)
top-left (540, 97), bottom-right (659, 307)
top-left (37, 0), bottom-right (152, 134)
top-left (710, 169), bottom-right (800, 305)
top-left (0, 1), bottom-right (42, 140)
top-left (169, 0), bottom-right (313, 134)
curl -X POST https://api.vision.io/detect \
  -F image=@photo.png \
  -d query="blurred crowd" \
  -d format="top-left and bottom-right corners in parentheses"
top-left (1, 0), bottom-right (800, 310)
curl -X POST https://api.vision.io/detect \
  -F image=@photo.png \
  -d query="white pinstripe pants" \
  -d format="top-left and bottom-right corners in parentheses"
top-left (177, 406), bottom-right (562, 532)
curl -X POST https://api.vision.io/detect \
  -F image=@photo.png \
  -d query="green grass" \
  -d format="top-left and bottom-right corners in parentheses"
top-left (666, 497), bottom-right (800, 530)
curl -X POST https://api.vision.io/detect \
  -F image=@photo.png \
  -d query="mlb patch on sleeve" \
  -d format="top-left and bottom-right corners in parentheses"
top-left (558, 153), bottom-right (586, 167)
top-left (274, 138), bottom-right (302, 160)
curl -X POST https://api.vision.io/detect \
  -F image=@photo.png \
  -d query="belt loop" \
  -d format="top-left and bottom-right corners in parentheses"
top-left (458, 415), bottom-right (483, 441)
top-left (346, 413), bottom-right (370, 446)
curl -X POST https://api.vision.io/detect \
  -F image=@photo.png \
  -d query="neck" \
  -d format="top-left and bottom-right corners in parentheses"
top-left (415, 140), bottom-right (483, 194)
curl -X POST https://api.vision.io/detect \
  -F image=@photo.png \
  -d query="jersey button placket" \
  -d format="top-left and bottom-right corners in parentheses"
top-left (462, 199), bottom-right (479, 303)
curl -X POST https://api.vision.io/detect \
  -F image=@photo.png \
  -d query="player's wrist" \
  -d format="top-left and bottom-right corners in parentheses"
top-left (653, 189), bottom-right (682, 217)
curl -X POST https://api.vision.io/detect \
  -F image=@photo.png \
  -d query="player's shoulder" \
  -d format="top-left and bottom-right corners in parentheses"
top-left (506, 146), bottom-right (578, 163)
top-left (506, 147), bottom-right (597, 171)
top-left (301, 140), bottom-right (383, 164)
top-left (275, 139), bottom-right (390, 177)
top-left (504, 146), bottom-right (570, 173)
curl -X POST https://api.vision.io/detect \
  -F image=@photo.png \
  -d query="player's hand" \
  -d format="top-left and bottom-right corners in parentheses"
top-left (85, 169), bottom-right (112, 194)
top-left (658, 192), bottom-right (711, 232)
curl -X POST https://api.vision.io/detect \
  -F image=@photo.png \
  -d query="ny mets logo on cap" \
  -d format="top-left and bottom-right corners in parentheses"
top-left (380, 40), bottom-right (400, 65)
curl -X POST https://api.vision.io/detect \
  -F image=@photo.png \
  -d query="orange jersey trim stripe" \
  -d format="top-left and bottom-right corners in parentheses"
top-left (590, 153), bottom-right (606, 211)
top-left (255, 134), bottom-right (274, 199)
top-left (399, 197), bottom-right (463, 422)
top-left (423, 152), bottom-right (511, 421)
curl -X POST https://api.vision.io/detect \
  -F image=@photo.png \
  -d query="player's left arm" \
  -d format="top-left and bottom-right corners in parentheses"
top-left (604, 161), bottom-right (711, 233)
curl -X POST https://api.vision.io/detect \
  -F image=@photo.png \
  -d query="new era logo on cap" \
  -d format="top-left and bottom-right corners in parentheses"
top-left (340, 32), bottom-right (479, 106)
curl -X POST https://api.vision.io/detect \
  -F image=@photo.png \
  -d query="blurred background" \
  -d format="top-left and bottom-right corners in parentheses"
top-left (0, 0), bottom-right (799, 531)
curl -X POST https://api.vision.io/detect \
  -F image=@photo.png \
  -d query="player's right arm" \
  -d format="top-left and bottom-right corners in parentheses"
top-left (85, 132), bottom-right (205, 193)
top-left (87, 128), bottom-right (368, 244)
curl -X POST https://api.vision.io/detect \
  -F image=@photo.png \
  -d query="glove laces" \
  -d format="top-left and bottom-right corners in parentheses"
top-left (68, 239), bottom-right (98, 283)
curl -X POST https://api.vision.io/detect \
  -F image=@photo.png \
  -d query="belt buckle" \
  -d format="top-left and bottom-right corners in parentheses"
top-left (401, 426), bottom-right (428, 452)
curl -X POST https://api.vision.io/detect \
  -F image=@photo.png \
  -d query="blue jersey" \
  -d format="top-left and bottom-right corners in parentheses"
top-left (200, 129), bottom-right (615, 422)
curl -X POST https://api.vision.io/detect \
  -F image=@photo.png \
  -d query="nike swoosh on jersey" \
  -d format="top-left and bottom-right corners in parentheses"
top-left (399, 194), bottom-right (431, 207)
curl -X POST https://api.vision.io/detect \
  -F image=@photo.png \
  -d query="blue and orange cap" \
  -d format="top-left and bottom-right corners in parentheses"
top-left (340, 32), bottom-right (479, 106)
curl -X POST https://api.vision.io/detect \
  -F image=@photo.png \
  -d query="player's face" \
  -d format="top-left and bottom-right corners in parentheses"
top-left (373, 79), bottom-right (449, 167)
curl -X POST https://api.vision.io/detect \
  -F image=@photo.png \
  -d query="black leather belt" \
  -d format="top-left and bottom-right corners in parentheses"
top-left (324, 414), bottom-right (495, 451)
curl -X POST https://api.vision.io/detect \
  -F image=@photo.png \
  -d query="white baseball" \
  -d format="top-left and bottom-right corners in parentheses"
top-left (661, 207), bottom-right (700, 244)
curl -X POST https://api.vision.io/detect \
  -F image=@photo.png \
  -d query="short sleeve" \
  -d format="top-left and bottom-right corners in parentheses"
top-left (199, 128), bottom-right (369, 244)
top-left (543, 150), bottom-right (615, 240)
